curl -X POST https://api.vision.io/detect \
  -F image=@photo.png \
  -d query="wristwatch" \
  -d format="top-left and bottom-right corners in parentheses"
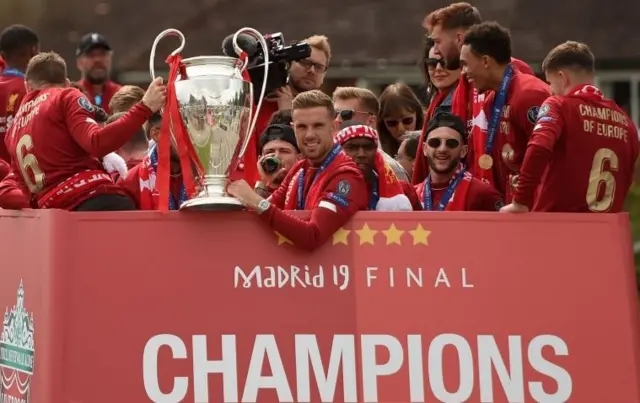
top-left (256, 199), bottom-right (271, 215)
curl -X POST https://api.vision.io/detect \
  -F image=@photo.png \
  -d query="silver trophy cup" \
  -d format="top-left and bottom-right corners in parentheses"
top-left (150, 28), bottom-right (269, 211)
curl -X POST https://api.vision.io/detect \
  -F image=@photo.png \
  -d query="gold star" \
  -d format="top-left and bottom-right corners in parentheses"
top-left (382, 224), bottom-right (404, 245)
top-left (409, 224), bottom-right (431, 246)
top-left (332, 227), bottom-right (351, 245)
top-left (355, 223), bottom-right (378, 245)
top-left (274, 231), bottom-right (293, 246)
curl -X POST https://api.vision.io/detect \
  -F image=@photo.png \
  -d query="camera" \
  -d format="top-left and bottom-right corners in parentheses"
top-left (222, 32), bottom-right (311, 103)
top-left (261, 155), bottom-right (281, 174)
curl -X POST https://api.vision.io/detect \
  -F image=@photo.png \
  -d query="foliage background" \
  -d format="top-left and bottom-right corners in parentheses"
top-left (625, 184), bottom-right (640, 292)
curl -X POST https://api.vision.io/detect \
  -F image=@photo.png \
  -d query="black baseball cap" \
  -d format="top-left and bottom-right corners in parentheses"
top-left (76, 33), bottom-right (111, 56)
top-left (425, 112), bottom-right (468, 143)
top-left (259, 124), bottom-right (299, 153)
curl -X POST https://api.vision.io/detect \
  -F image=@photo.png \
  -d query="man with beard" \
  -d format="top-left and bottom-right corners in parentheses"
top-left (75, 33), bottom-right (121, 114)
top-left (423, 3), bottom-right (534, 180)
top-left (4, 52), bottom-right (165, 211)
top-left (459, 22), bottom-right (550, 200)
top-left (502, 41), bottom-right (639, 213)
top-left (247, 36), bottom-right (331, 186)
top-left (0, 25), bottom-right (39, 163)
top-left (335, 122), bottom-right (421, 211)
top-left (332, 86), bottom-right (410, 182)
top-left (414, 112), bottom-right (503, 211)
top-left (227, 90), bottom-right (368, 251)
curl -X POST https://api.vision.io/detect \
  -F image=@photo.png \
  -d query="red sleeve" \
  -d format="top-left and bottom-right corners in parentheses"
top-left (0, 170), bottom-right (30, 209)
top-left (266, 163), bottom-right (300, 209)
top-left (259, 169), bottom-right (368, 251)
top-left (513, 145), bottom-right (553, 208)
top-left (468, 179), bottom-right (504, 211)
top-left (512, 87), bottom-right (551, 140)
top-left (117, 168), bottom-right (142, 209)
top-left (400, 180), bottom-right (422, 210)
top-left (527, 96), bottom-right (564, 151)
top-left (0, 159), bottom-right (10, 181)
top-left (63, 89), bottom-right (153, 157)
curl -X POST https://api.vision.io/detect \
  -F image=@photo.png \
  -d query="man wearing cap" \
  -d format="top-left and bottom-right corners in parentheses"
top-left (414, 112), bottom-right (503, 211)
top-left (76, 33), bottom-right (121, 114)
top-left (335, 122), bottom-right (421, 211)
top-left (254, 123), bottom-right (301, 198)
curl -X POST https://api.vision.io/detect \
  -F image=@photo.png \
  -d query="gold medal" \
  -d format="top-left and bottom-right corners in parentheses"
top-left (478, 154), bottom-right (493, 170)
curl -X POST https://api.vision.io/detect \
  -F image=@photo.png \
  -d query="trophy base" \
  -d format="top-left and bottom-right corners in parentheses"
top-left (179, 196), bottom-right (245, 211)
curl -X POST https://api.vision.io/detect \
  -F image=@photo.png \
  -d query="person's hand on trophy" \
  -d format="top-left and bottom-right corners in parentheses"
top-left (142, 77), bottom-right (167, 112)
top-left (226, 179), bottom-right (263, 210)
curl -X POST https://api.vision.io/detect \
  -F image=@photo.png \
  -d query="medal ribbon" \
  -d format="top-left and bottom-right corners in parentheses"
top-left (485, 64), bottom-right (513, 157)
top-left (297, 144), bottom-right (341, 210)
top-left (423, 167), bottom-right (466, 211)
top-left (1, 68), bottom-right (24, 78)
top-left (368, 170), bottom-right (380, 210)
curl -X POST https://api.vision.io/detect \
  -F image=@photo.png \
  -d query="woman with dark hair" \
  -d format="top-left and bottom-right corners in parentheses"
top-left (377, 83), bottom-right (424, 157)
top-left (412, 36), bottom-right (461, 185)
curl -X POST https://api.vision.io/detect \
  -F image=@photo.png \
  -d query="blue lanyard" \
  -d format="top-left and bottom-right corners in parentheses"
top-left (2, 68), bottom-right (24, 78)
top-left (297, 144), bottom-right (341, 210)
top-left (485, 64), bottom-right (513, 154)
top-left (423, 168), bottom-right (466, 211)
top-left (94, 94), bottom-right (103, 107)
top-left (149, 145), bottom-right (188, 210)
top-left (368, 170), bottom-right (380, 210)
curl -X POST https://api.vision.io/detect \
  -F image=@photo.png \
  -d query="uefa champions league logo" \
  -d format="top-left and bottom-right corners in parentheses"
top-left (0, 281), bottom-right (35, 403)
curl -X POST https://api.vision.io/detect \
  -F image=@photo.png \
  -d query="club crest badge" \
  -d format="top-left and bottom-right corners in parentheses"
top-left (0, 281), bottom-right (35, 403)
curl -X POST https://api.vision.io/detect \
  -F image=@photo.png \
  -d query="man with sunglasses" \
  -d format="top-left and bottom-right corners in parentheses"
top-left (332, 87), bottom-right (410, 182)
top-left (414, 112), bottom-right (503, 211)
top-left (336, 122), bottom-right (421, 211)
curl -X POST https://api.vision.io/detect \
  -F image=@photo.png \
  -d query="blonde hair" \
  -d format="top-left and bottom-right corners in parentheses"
top-left (26, 52), bottom-right (67, 86)
top-left (306, 35), bottom-right (331, 65)
top-left (332, 87), bottom-right (380, 115)
top-left (109, 85), bottom-right (145, 113)
top-left (292, 89), bottom-right (335, 116)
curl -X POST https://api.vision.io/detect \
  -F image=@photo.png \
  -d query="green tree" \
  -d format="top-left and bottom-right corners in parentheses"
top-left (625, 184), bottom-right (640, 292)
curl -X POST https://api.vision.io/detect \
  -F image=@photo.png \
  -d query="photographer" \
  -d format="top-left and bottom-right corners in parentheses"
top-left (251, 35), bottom-right (331, 177)
top-left (254, 110), bottom-right (301, 198)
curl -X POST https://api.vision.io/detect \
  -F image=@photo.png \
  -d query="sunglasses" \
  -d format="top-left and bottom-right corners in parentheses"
top-left (384, 116), bottom-right (415, 127)
top-left (297, 59), bottom-right (328, 73)
top-left (425, 57), bottom-right (445, 69)
top-left (337, 109), bottom-right (372, 121)
top-left (427, 137), bottom-right (460, 149)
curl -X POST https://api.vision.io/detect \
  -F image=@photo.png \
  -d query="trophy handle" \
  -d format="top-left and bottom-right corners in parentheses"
top-left (232, 27), bottom-right (270, 160)
top-left (149, 29), bottom-right (186, 80)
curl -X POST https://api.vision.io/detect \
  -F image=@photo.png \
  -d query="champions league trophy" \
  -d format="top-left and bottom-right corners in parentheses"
top-left (149, 28), bottom-right (269, 210)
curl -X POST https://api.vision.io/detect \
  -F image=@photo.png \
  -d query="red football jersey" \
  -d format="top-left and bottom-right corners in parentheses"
top-left (517, 85), bottom-right (639, 212)
top-left (482, 71), bottom-right (551, 197)
top-left (0, 75), bottom-right (27, 162)
top-left (4, 87), bottom-right (152, 206)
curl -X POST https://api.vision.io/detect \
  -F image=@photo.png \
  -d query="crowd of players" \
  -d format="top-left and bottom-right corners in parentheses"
top-left (0, 2), bottom-right (638, 250)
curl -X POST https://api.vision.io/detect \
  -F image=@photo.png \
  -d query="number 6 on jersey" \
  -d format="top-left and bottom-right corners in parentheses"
top-left (586, 148), bottom-right (618, 212)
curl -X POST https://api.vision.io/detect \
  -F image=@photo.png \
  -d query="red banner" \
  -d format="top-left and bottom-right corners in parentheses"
top-left (0, 210), bottom-right (638, 402)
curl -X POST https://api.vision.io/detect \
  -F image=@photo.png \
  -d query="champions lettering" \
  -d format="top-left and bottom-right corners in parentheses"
top-left (11, 93), bottom-right (50, 131)
top-left (142, 334), bottom-right (573, 403)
